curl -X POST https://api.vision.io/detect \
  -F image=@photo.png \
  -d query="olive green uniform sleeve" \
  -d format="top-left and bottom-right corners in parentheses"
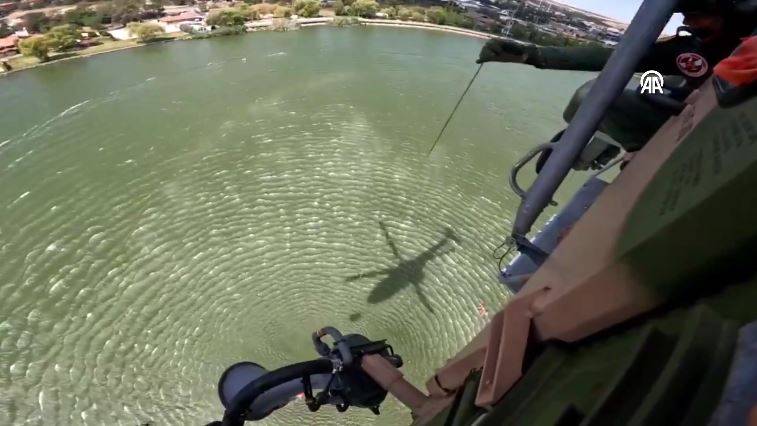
top-left (524, 45), bottom-right (614, 71)
top-left (523, 38), bottom-right (685, 73)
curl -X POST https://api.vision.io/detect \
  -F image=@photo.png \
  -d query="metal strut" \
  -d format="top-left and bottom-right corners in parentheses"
top-left (510, 0), bottom-right (680, 240)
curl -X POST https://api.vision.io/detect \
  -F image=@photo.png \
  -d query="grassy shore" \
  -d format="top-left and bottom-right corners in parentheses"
top-left (2, 33), bottom-right (186, 75)
top-left (1, 18), bottom-right (491, 77)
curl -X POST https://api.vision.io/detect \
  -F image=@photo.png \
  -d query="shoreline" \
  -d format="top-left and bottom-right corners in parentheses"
top-left (0, 19), bottom-right (495, 77)
top-left (358, 19), bottom-right (495, 40)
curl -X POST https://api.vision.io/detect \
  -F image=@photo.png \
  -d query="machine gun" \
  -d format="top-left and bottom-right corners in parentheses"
top-left (208, 327), bottom-right (424, 425)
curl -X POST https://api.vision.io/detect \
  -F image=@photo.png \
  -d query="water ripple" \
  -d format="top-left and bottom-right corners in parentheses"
top-left (0, 27), bottom-right (588, 425)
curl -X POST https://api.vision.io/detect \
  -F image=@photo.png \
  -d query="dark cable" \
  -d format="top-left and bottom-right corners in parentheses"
top-left (427, 63), bottom-right (483, 155)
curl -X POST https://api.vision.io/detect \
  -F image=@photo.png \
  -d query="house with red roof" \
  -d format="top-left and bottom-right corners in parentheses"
top-left (0, 1), bottom-right (18, 16)
top-left (159, 11), bottom-right (203, 24)
top-left (0, 34), bottom-right (18, 57)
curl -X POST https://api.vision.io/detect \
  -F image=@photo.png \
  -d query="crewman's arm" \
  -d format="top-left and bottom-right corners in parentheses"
top-left (524, 45), bottom-right (613, 71)
top-left (478, 38), bottom-right (683, 73)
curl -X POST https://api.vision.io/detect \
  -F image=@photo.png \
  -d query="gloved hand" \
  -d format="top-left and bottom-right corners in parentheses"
top-left (476, 38), bottom-right (530, 64)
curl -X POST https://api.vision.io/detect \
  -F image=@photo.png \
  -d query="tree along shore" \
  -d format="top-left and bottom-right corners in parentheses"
top-left (1, 17), bottom-right (496, 76)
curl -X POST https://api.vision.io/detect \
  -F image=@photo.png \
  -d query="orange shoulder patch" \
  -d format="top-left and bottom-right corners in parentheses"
top-left (714, 36), bottom-right (757, 86)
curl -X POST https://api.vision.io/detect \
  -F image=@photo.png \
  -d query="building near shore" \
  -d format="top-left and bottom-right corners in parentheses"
top-left (163, 5), bottom-right (201, 16)
top-left (0, 34), bottom-right (18, 57)
top-left (159, 11), bottom-right (205, 33)
top-left (0, 1), bottom-right (17, 17)
top-left (159, 11), bottom-right (203, 24)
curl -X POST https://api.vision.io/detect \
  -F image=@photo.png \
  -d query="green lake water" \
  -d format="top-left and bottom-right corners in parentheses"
top-left (0, 26), bottom-right (592, 424)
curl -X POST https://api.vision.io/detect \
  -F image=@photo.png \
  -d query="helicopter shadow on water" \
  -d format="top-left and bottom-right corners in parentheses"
top-left (347, 221), bottom-right (460, 321)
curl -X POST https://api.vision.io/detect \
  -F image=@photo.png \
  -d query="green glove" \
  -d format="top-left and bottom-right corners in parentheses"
top-left (476, 38), bottom-right (531, 64)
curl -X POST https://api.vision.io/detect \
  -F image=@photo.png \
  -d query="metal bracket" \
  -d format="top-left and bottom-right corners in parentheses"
top-left (509, 144), bottom-right (558, 207)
